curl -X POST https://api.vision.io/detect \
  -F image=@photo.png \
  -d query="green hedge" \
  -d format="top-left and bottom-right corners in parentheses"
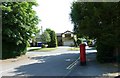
top-left (2, 40), bottom-right (27, 59)
top-left (96, 42), bottom-right (116, 63)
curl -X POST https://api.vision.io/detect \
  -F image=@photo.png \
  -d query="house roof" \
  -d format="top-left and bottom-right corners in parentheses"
top-left (62, 30), bottom-right (73, 35)
top-left (56, 30), bottom-right (74, 37)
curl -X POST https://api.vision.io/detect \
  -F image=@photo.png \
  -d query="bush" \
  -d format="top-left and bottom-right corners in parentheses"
top-left (77, 38), bottom-right (82, 46)
top-left (96, 41), bottom-right (115, 63)
top-left (41, 44), bottom-right (48, 48)
top-left (41, 44), bottom-right (46, 48)
top-left (87, 40), bottom-right (92, 46)
top-left (2, 41), bottom-right (27, 59)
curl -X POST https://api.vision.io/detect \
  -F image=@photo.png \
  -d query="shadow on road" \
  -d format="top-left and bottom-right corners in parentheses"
top-left (2, 47), bottom-right (119, 78)
top-left (7, 53), bottom-right (79, 76)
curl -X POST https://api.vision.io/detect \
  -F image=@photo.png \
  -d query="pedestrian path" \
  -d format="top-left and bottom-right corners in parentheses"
top-left (68, 49), bottom-right (119, 77)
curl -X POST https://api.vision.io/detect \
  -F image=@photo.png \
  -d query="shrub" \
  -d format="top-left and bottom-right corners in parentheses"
top-left (77, 38), bottom-right (82, 46)
top-left (2, 41), bottom-right (27, 59)
top-left (41, 44), bottom-right (46, 48)
top-left (41, 44), bottom-right (48, 48)
top-left (96, 41), bottom-right (115, 63)
top-left (87, 40), bottom-right (92, 46)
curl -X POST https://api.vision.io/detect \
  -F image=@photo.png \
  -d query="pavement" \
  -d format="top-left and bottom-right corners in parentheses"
top-left (69, 53), bottom-right (119, 77)
top-left (1, 46), bottom-right (120, 78)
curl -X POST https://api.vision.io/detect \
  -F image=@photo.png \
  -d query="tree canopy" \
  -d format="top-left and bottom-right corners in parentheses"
top-left (70, 2), bottom-right (120, 41)
top-left (1, 2), bottom-right (40, 59)
top-left (46, 28), bottom-right (58, 47)
top-left (70, 2), bottom-right (120, 62)
top-left (40, 30), bottom-right (51, 43)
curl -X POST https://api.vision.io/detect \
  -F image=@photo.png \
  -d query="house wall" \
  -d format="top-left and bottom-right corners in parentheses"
top-left (57, 31), bottom-right (75, 46)
top-left (62, 34), bottom-right (75, 46)
top-left (63, 40), bottom-right (74, 46)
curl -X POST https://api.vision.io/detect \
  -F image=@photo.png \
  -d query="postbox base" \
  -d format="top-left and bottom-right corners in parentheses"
top-left (80, 62), bottom-right (86, 66)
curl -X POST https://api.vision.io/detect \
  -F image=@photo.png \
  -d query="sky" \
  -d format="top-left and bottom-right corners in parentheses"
top-left (33, 0), bottom-right (75, 33)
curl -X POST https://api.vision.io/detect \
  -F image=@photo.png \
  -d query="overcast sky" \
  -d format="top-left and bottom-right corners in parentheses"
top-left (33, 0), bottom-right (75, 33)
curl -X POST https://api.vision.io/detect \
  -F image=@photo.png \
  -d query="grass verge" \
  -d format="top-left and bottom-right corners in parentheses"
top-left (28, 47), bottom-right (57, 52)
top-left (68, 47), bottom-right (80, 51)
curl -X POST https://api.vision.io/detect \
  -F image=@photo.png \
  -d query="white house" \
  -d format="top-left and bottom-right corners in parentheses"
top-left (57, 30), bottom-right (77, 46)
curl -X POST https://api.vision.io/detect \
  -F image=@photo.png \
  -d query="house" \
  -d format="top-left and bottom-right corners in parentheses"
top-left (57, 30), bottom-right (77, 46)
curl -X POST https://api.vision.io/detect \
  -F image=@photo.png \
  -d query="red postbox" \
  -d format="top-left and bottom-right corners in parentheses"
top-left (80, 44), bottom-right (86, 65)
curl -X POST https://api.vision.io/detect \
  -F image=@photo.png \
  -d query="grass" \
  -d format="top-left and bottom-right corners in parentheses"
top-left (28, 47), bottom-right (57, 52)
top-left (68, 47), bottom-right (80, 51)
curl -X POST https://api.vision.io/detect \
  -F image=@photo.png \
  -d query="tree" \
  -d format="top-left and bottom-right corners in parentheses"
top-left (1, 2), bottom-right (40, 59)
top-left (46, 28), bottom-right (58, 47)
top-left (70, 2), bottom-right (120, 63)
top-left (40, 30), bottom-right (51, 43)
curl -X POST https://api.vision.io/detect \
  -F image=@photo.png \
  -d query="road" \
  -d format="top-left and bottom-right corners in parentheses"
top-left (0, 47), bottom-right (120, 78)
top-left (1, 46), bottom-right (80, 77)
top-left (2, 46), bottom-right (118, 78)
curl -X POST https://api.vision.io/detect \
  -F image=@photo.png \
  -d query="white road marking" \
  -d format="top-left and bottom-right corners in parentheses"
top-left (66, 57), bottom-right (79, 70)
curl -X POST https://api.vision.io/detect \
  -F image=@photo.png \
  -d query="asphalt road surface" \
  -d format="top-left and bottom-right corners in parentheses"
top-left (0, 46), bottom-right (119, 78)
top-left (1, 46), bottom-right (80, 77)
top-left (2, 46), bottom-right (117, 78)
